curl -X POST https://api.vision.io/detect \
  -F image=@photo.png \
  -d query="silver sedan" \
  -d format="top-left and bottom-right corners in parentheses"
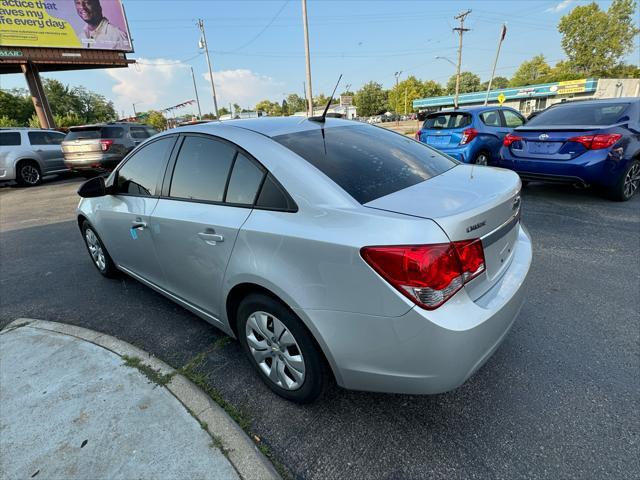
top-left (76, 117), bottom-right (532, 403)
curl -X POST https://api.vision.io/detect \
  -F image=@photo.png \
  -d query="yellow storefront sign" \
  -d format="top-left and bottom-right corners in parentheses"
top-left (554, 79), bottom-right (588, 95)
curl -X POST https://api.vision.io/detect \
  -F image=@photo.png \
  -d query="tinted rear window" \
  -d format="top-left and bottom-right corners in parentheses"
top-left (273, 125), bottom-right (456, 204)
top-left (66, 126), bottom-right (124, 140)
top-left (423, 112), bottom-right (471, 130)
top-left (0, 132), bottom-right (21, 146)
top-left (527, 103), bottom-right (629, 126)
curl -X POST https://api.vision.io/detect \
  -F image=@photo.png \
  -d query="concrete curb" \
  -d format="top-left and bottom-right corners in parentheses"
top-left (1, 318), bottom-right (281, 480)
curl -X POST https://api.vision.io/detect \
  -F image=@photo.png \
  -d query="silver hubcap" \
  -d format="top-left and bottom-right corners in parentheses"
top-left (21, 165), bottom-right (40, 184)
top-left (85, 229), bottom-right (106, 271)
top-left (475, 154), bottom-right (488, 166)
top-left (245, 311), bottom-right (305, 390)
top-left (623, 162), bottom-right (640, 199)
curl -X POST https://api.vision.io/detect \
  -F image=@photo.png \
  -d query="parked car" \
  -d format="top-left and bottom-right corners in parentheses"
top-left (496, 98), bottom-right (640, 201)
top-left (415, 106), bottom-right (526, 165)
top-left (76, 117), bottom-right (532, 403)
top-left (62, 122), bottom-right (158, 174)
top-left (0, 128), bottom-right (67, 186)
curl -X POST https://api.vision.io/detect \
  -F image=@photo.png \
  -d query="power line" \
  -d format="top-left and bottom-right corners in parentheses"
top-left (221, 0), bottom-right (290, 53)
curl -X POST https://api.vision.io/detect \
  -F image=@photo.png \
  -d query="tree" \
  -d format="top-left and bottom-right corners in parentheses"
top-left (481, 76), bottom-right (510, 90)
top-left (388, 76), bottom-right (444, 114)
top-left (422, 80), bottom-right (444, 98)
top-left (146, 111), bottom-right (167, 131)
top-left (313, 93), bottom-right (329, 107)
top-left (217, 107), bottom-right (230, 117)
top-left (446, 72), bottom-right (481, 94)
top-left (354, 81), bottom-right (388, 117)
top-left (255, 99), bottom-right (282, 116)
top-left (232, 103), bottom-right (241, 116)
top-left (558, 0), bottom-right (640, 75)
top-left (509, 55), bottom-right (552, 86)
top-left (544, 60), bottom-right (583, 83)
top-left (0, 115), bottom-right (21, 127)
top-left (286, 94), bottom-right (307, 114)
top-left (0, 89), bottom-right (33, 125)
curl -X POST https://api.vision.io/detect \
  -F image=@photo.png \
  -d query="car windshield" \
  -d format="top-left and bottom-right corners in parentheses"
top-left (422, 112), bottom-right (472, 130)
top-left (526, 103), bottom-right (630, 126)
top-left (273, 124), bottom-right (456, 204)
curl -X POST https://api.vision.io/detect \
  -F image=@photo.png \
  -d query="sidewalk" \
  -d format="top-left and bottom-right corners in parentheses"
top-left (0, 319), bottom-right (280, 480)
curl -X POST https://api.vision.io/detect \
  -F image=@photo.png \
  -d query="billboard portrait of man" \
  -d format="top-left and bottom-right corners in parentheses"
top-left (74, 0), bottom-right (130, 50)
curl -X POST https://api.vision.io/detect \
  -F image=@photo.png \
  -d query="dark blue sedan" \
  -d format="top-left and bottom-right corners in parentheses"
top-left (496, 98), bottom-right (640, 201)
top-left (415, 106), bottom-right (526, 165)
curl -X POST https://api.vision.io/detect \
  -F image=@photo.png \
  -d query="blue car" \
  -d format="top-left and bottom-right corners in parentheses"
top-left (415, 106), bottom-right (526, 165)
top-left (495, 98), bottom-right (640, 201)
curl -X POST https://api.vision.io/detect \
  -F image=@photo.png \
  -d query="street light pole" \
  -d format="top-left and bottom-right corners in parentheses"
top-left (394, 71), bottom-right (402, 125)
top-left (301, 0), bottom-right (314, 117)
top-left (197, 18), bottom-right (219, 118)
top-left (190, 66), bottom-right (202, 119)
top-left (453, 9), bottom-right (471, 109)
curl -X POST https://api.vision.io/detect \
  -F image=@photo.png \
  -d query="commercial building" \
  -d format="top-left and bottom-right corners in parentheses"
top-left (413, 78), bottom-right (640, 116)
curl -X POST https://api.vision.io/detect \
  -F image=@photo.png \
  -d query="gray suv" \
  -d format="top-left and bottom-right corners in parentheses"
top-left (0, 128), bottom-right (67, 186)
top-left (62, 123), bottom-right (158, 173)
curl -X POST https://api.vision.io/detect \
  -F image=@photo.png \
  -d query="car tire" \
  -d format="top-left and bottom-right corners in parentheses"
top-left (15, 160), bottom-right (42, 187)
top-left (473, 152), bottom-right (490, 166)
top-left (81, 221), bottom-right (118, 277)
top-left (608, 159), bottom-right (639, 201)
top-left (237, 293), bottom-right (327, 403)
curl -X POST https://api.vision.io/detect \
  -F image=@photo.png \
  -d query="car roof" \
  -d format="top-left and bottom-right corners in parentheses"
top-left (174, 116), bottom-right (358, 138)
top-left (432, 105), bottom-right (515, 115)
top-left (546, 97), bottom-right (639, 107)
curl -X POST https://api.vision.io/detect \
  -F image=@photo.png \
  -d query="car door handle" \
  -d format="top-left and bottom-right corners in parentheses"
top-left (198, 230), bottom-right (224, 245)
top-left (131, 220), bottom-right (148, 229)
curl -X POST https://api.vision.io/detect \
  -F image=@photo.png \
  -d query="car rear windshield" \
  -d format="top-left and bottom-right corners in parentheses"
top-left (526, 103), bottom-right (630, 126)
top-left (65, 126), bottom-right (124, 140)
top-left (273, 125), bottom-right (456, 204)
top-left (422, 112), bottom-right (472, 130)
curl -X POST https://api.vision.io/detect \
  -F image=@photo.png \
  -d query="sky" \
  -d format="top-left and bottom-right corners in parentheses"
top-left (1, 0), bottom-right (638, 118)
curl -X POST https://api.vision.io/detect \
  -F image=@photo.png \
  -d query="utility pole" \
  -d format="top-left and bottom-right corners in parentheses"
top-left (190, 66), bottom-right (202, 119)
top-left (132, 103), bottom-right (137, 117)
top-left (301, 0), bottom-right (313, 116)
top-left (394, 71), bottom-right (402, 125)
top-left (197, 18), bottom-right (219, 118)
top-left (453, 9), bottom-right (471, 109)
top-left (404, 87), bottom-right (408, 115)
top-left (484, 23), bottom-right (507, 106)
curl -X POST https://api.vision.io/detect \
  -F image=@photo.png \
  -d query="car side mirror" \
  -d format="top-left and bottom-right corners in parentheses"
top-left (78, 176), bottom-right (107, 198)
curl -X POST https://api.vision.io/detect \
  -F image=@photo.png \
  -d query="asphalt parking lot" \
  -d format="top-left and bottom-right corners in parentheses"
top-left (1, 174), bottom-right (638, 480)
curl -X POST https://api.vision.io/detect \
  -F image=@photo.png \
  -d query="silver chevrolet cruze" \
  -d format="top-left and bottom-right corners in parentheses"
top-left (76, 117), bottom-right (532, 403)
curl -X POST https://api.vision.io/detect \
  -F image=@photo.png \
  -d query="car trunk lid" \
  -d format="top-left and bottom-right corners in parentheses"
top-left (364, 165), bottom-right (522, 298)
top-left (507, 126), bottom-right (603, 160)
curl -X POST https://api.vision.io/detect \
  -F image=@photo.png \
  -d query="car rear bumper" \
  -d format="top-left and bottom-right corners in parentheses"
top-left (296, 225), bottom-right (532, 394)
top-left (64, 154), bottom-right (122, 171)
top-left (496, 149), bottom-right (626, 187)
top-left (423, 144), bottom-right (474, 163)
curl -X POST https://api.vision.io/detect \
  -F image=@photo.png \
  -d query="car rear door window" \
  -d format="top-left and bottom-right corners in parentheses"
top-left (480, 111), bottom-right (501, 127)
top-left (256, 174), bottom-right (297, 211)
top-left (28, 131), bottom-right (64, 145)
top-left (502, 110), bottom-right (525, 128)
top-left (0, 132), bottom-right (22, 146)
top-left (225, 153), bottom-right (265, 205)
top-left (116, 137), bottom-right (174, 196)
top-left (130, 126), bottom-right (149, 139)
top-left (101, 127), bottom-right (124, 139)
top-left (274, 125), bottom-right (456, 204)
top-left (169, 136), bottom-right (235, 202)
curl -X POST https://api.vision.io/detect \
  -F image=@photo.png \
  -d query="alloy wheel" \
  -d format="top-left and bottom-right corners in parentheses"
top-left (475, 154), bottom-right (488, 166)
top-left (20, 165), bottom-right (40, 185)
top-left (85, 228), bottom-right (106, 271)
top-left (245, 311), bottom-right (306, 390)
top-left (623, 162), bottom-right (640, 199)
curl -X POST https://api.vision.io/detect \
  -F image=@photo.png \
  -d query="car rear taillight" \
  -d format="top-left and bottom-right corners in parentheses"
top-left (361, 239), bottom-right (486, 310)
top-left (459, 128), bottom-right (478, 145)
top-left (100, 139), bottom-right (113, 152)
top-left (414, 130), bottom-right (422, 141)
top-left (503, 133), bottom-right (523, 147)
top-left (567, 133), bottom-right (621, 150)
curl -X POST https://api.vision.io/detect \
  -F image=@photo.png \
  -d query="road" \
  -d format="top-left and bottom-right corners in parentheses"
top-left (1, 174), bottom-right (638, 480)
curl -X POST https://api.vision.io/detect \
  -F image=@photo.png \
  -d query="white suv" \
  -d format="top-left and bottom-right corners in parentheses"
top-left (0, 128), bottom-right (68, 186)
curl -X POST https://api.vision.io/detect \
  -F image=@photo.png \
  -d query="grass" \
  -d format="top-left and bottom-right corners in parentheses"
top-left (179, 352), bottom-right (291, 479)
top-left (213, 335), bottom-right (233, 350)
top-left (121, 355), bottom-right (175, 386)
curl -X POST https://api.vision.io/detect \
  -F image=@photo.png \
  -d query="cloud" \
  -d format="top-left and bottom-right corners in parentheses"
top-left (545, 0), bottom-right (575, 13)
top-left (202, 69), bottom-right (284, 109)
top-left (105, 58), bottom-right (190, 114)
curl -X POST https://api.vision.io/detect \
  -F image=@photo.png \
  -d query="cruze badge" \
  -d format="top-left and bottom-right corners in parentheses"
top-left (538, 133), bottom-right (549, 141)
top-left (466, 221), bottom-right (486, 233)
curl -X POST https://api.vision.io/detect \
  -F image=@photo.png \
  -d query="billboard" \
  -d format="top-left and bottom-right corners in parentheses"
top-left (0, 0), bottom-right (132, 52)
